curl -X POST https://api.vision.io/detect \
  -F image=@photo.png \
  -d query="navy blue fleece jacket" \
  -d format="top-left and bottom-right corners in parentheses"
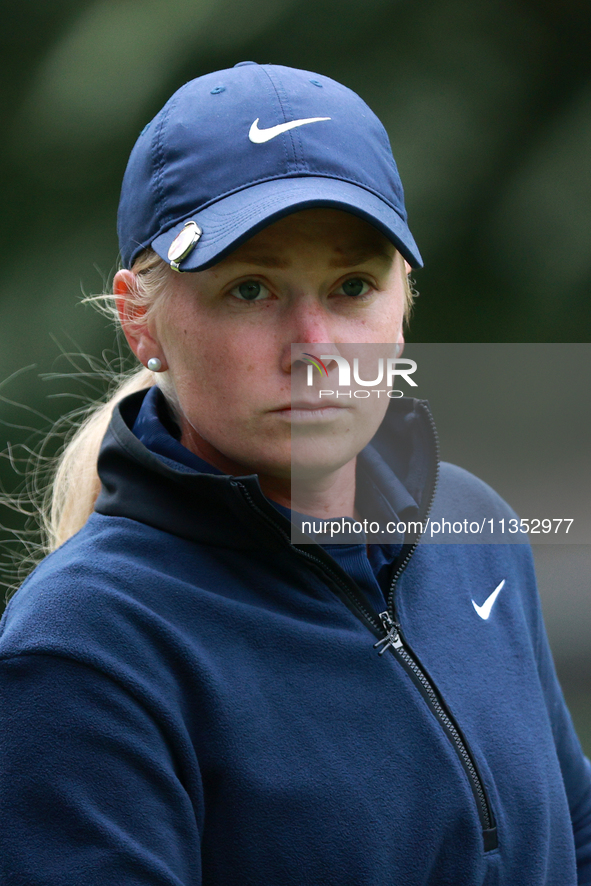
top-left (1, 389), bottom-right (590, 885)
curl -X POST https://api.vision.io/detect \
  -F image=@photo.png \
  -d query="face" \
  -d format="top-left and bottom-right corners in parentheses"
top-left (118, 209), bottom-right (408, 499)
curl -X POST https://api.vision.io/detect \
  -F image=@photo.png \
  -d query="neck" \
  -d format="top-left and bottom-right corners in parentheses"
top-left (260, 461), bottom-right (358, 519)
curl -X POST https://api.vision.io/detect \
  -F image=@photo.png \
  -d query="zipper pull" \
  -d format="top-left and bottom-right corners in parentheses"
top-left (374, 611), bottom-right (403, 655)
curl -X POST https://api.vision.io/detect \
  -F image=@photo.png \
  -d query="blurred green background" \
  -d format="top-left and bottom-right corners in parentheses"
top-left (0, 0), bottom-right (589, 751)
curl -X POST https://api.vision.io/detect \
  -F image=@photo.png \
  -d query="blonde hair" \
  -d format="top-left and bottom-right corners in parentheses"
top-left (3, 239), bottom-right (417, 586)
top-left (42, 250), bottom-right (176, 553)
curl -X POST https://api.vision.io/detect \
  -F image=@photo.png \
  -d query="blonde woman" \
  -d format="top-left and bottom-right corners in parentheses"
top-left (1, 63), bottom-right (590, 886)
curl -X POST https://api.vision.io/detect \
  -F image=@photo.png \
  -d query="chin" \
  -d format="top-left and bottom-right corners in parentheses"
top-left (290, 450), bottom-right (358, 481)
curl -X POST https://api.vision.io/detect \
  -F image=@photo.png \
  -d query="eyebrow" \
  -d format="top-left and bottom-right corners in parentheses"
top-left (328, 246), bottom-right (394, 268)
top-left (228, 245), bottom-right (395, 270)
top-left (228, 254), bottom-right (291, 269)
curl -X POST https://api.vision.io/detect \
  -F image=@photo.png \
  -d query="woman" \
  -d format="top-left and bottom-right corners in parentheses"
top-left (1, 62), bottom-right (590, 886)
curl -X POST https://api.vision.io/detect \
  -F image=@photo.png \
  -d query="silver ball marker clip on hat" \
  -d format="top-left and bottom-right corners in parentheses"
top-left (167, 221), bottom-right (202, 271)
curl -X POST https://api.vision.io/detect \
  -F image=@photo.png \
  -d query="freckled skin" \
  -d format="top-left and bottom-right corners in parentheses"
top-left (116, 209), bottom-right (408, 516)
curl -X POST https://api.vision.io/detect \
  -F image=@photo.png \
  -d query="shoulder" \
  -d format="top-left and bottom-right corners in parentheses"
top-left (425, 461), bottom-right (536, 579)
top-left (433, 461), bottom-right (519, 521)
top-left (0, 512), bottom-right (197, 673)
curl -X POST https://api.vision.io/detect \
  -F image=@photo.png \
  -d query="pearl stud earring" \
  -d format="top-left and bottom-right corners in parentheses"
top-left (147, 357), bottom-right (162, 372)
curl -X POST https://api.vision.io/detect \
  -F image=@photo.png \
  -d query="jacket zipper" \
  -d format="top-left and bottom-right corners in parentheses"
top-left (374, 611), bottom-right (497, 848)
top-left (373, 403), bottom-right (497, 850)
top-left (232, 401), bottom-right (497, 851)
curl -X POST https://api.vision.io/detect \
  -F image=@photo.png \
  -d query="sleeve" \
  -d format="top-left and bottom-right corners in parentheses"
top-left (0, 653), bottom-right (202, 886)
top-left (535, 613), bottom-right (591, 884)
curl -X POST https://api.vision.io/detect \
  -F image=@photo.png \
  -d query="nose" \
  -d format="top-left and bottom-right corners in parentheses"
top-left (279, 296), bottom-right (336, 374)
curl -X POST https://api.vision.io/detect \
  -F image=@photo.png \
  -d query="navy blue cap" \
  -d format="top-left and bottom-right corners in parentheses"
top-left (118, 62), bottom-right (422, 271)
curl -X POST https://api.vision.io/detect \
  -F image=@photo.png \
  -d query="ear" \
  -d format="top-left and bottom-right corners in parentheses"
top-left (404, 260), bottom-right (412, 275)
top-left (114, 270), bottom-right (168, 371)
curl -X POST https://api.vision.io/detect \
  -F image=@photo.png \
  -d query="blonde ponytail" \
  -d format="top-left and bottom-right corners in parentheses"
top-left (45, 367), bottom-right (155, 552)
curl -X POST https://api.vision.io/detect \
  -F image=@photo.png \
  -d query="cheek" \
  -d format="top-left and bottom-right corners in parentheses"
top-left (163, 321), bottom-right (267, 418)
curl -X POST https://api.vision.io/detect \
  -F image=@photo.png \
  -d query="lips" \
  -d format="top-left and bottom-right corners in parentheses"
top-left (273, 400), bottom-right (347, 411)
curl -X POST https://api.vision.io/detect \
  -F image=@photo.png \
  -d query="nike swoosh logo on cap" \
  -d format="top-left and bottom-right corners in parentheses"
top-left (472, 579), bottom-right (506, 620)
top-left (249, 116), bottom-right (331, 143)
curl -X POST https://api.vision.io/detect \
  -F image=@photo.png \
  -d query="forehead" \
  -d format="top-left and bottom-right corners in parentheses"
top-left (218, 209), bottom-right (396, 270)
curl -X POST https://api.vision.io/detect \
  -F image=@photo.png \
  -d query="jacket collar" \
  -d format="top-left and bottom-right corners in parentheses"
top-left (94, 388), bottom-right (438, 550)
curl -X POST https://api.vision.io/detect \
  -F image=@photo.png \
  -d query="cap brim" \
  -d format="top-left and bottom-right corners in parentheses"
top-left (151, 177), bottom-right (423, 271)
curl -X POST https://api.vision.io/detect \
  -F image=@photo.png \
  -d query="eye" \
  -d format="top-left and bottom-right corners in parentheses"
top-left (334, 278), bottom-right (372, 298)
top-left (230, 280), bottom-right (270, 301)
